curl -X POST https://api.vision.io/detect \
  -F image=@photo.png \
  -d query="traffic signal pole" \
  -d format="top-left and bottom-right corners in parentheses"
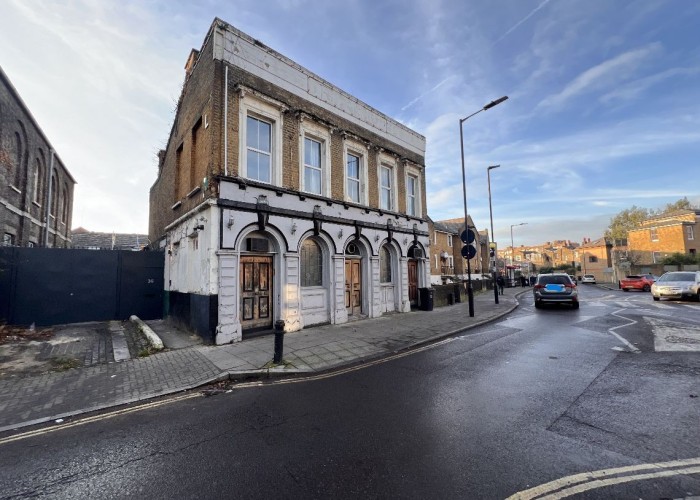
top-left (459, 116), bottom-right (475, 317)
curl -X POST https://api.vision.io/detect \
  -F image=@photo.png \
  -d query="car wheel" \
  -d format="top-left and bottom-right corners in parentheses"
top-left (534, 301), bottom-right (542, 309)
top-left (643, 284), bottom-right (651, 292)
top-left (653, 296), bottom-right (660, 301)
top-left (572, 302), bottom-right (579, 310)
top-left (622, 288), bottom-right (629, 292)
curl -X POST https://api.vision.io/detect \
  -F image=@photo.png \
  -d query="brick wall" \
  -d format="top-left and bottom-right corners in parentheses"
top-left (150, 31), bottom-right (428, 243)
top-left (149, 36), bottom-right (216, 242)
top-left (0, 69), bottom-right (74, 248)
top-left (629, 225), bottom-right (687, 255)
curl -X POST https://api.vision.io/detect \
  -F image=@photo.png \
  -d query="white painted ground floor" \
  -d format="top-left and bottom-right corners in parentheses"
top-left (162, 182), bottom-right (431, 344)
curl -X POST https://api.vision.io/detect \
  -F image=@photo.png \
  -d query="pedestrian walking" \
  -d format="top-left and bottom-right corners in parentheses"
top-left (497, 275), bottom-right (505, 295)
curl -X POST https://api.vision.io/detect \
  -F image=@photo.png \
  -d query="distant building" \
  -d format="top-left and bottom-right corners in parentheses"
top-left (71, 227), bottom-right (149, 251)
top-left (0, 65), bottom-right (76, 248)
top-left (578, 237), bottom-right (613, 282)
top-left (627, 209), bottom-right (699, 264)
top-left (428, 216), bottom-right (488, 284)
top-left (148, 19), bottom-right (430, 343)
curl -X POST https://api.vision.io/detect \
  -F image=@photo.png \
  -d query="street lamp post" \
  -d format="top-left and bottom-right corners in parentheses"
top-left (487, 165), bottom-right (500, 304)
top-left (459, 96), bottom-right (508, 317)
top-left (510, 222), bottom-right (527, 286)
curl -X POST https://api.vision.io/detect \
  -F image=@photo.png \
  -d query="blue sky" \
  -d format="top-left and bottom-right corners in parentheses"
top-left (1, 0), bottom-right (699, 245)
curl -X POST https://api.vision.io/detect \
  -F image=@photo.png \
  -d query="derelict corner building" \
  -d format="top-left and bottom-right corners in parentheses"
top-left (149, 18), bottom-right (430, 344)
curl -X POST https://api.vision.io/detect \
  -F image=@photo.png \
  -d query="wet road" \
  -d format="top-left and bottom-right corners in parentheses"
top-left (1, 285), bottom-right (698, 499)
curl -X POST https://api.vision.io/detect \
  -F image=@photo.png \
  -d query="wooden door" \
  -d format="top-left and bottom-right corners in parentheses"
top-left (408, 259), bottom-right (418, 306)
top-left (344, 259), bottom-right (362, 316)
top-left (240, 256), bottom-right (273, 331)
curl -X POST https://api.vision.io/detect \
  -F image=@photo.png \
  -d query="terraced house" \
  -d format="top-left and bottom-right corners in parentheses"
top-left (627, 209), bottom-right (699, 264)
top-left (149, 19), bottom-right (430, 344)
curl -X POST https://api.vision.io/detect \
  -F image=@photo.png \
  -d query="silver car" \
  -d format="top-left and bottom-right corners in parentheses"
top-left (651, 271), bottom-right (700, 301)
top-left (533, 273), bottom-right (579, 309)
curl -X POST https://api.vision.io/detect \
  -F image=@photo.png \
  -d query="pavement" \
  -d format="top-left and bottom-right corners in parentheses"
top-left (0, 286), bottom-right (526, 433)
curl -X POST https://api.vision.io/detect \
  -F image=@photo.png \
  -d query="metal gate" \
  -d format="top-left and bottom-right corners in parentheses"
top-left (0, 247), bottom-right (164, 326)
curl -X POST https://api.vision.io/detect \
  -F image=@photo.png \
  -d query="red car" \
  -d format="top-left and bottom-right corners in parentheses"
top-left (619, 274), bottom-right (657, 292)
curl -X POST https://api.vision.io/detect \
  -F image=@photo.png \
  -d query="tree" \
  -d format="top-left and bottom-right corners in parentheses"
top-left (605, 206), bottom-right (650, 240)
top-left (662, 252), bottom-right (700, 265)
top-left (655, 197), bottom-right (695, 215)
top-left (606, 198), bottom-right (698, 241)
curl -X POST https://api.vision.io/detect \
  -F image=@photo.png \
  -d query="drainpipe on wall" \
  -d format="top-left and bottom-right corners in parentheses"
top-left (224, 65), bottom-right (228, 176)
top-left (44, 149), bottom-right (55, 247)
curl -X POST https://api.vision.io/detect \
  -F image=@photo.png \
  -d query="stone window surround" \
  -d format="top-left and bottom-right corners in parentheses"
top-left (378, 152), bottom-right (398, 212)
top-left (237, 88), bottom-right (284, 186)
top-left (404, 162), bottom-right (422, 217)
top-left (298, 115), bottom-right (331, 196)
top-left (343, 135), bottom-right (369, 205)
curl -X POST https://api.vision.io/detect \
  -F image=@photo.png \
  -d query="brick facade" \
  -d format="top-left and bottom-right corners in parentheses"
top-left (578, 237), bottom-right (612, 282)
top-left (627, 210), bottom-right (699, 264)
top-left (428, 217), bottom-right (488, 284)
top-left (0, 66), bottom-right (75, 248)
top-left (148, 19), bottom-right (430, 343)
top-left (149, 34), bottom-right (426, 242)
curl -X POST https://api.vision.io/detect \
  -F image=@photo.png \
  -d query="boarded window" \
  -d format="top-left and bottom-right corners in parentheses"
top-left (380, 245), bottom-right (392, 283)
top-left (301, 239), bottom-right (322, 287)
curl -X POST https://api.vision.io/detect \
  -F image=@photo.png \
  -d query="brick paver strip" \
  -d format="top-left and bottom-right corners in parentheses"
top-left (0, 287), bottom-right (525, 432)
top-left (0, 349), bottom-right (222, 432)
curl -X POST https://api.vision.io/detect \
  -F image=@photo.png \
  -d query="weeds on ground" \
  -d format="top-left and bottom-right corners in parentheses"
top-left (138, 345), bottom-right (161, 358)
top-left (51, 357), bottom-right (81, 371)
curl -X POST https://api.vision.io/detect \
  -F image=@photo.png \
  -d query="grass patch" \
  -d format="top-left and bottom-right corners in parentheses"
top-left (138, 345), bottom-right (160, 358)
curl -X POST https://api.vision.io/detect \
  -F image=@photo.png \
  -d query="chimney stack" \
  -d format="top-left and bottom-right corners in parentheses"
top-left (184, 49), bottom-right (200, 79)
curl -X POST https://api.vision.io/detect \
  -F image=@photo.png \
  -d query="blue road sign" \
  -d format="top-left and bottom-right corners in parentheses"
top-left (460, 229), bottom-right (476, 244)
top-left (461, 244), bottom-right (477, 259)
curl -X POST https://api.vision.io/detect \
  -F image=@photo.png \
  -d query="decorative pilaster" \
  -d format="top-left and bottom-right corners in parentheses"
top-left (283, 253), bottom-right (302, 331)
top-left (216, 253), bottom-right (241, 344)
top-left (332, 255), bottom-right (348, 324)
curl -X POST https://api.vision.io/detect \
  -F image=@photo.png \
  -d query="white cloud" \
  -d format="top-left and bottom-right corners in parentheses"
top-left (600, 67), bottom-right (700, 104)
top-left (538, 43), bottom-right (664, 110)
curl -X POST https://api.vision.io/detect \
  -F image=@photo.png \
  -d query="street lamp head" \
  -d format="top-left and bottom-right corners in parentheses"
top-left (488, 164), bottom-right (501, 171)
top-left (483, 96), bottom-right (508, 111)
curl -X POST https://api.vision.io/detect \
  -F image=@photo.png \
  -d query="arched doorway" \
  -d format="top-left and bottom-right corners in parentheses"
top-left (240, 232), bottom-right (275, 333)
top-left (407, 244), bottom-right (424, 308)
top-left (299, 235), bottom-right (331, 327)
top-left (379, 242), bottom-right (398, 312)
top-left (344, 240), bottom-right (364, 318)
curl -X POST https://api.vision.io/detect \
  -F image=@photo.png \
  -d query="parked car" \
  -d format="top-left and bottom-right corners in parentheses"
top-left (650, 271), bottom-right (700, 301)
top-left (581, 274), bottom-right (596, 284)
top-left (619, 274), bottom-right (657, 292)
top-left (533, 273), bottom-right (579, 309)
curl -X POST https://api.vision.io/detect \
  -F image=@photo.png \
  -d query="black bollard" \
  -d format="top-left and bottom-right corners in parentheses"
top-left (273, 320), bottom-right (285, 364)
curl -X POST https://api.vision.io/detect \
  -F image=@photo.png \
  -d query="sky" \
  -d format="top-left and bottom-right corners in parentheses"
top-left (1, 0), bottom-right (699, 246)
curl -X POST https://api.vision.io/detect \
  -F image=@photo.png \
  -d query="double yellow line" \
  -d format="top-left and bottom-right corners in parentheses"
top-left (1, 337), bottom-right (457, 446)
top-left (508, 457), bottom-right (700, 499)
